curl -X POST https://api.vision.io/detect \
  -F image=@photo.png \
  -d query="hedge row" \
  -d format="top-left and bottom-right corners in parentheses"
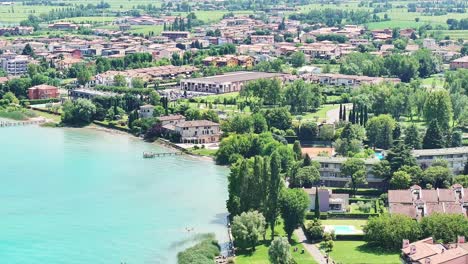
top-left (332, 188), bottom-right (384, 196)
top-left (335, 234), bottom-right (365, 241)
top-left (305, 212), bottom-right (329, 220)
top-left (21, 98), bottom-right (60, 105)
top-left (349, 197), bottom-right (375, 203)
top-left (328, 213), bottom-right (379, 219)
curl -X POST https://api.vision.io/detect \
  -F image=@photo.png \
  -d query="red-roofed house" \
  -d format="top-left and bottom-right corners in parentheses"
top-left (28, 84), bottom-right (59, 100)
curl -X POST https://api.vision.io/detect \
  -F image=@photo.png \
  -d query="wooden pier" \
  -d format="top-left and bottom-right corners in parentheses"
top-left (0, 119), bottom-right (46, 128)
top-left (143, 152), bottom-right (183, 158)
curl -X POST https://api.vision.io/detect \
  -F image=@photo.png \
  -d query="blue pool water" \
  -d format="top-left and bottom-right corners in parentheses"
top-left (327, 225), bottom-right (358, 235)
top-left (375, 152), bottom-right (384, 160)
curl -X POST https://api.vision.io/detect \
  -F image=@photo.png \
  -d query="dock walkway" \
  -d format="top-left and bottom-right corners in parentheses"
top-left (0, 119), bottom-right (46, 128)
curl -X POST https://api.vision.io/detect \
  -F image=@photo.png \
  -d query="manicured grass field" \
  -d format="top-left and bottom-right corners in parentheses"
top-left (329, 241), bottom-right (400, 264)
top-left (299, 104), bottom-right (339, 122)
top-left (428, 30), bottom-right (468, 40)
top-left (235, 220), bottom-right (317, 264)
top-left (189, 147), bottom-right (217, 157)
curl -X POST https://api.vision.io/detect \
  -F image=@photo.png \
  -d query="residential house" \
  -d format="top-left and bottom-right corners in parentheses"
top-left (164, 120), bottom-right (221, 144)
top-left (250, 35), bottom-right (274, 44)
top-left (401, 237), bottom-right (467, 264)
top-left (138, 104), bottom-right (154, 118)
top-left (28, 84), bottom-right (59, 100)
top-left (161, 31), bottom-right (190, 40)
top-left (159, 115), bottom-right (186, 126)
top-left (48, 22), bottom-right (80, 30)
top-left (388, 185), bottom-right (468, 219)
top-left (303, 188), bottom-right (349, 212)
top-left (450, 56), bottom-right (468, 70)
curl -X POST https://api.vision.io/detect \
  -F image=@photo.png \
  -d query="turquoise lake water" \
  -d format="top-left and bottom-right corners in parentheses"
top-left (0, 124), bottom-right (229, 264)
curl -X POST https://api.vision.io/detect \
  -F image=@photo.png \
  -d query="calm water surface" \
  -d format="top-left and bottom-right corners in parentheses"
top-left (0, 124), bottom-right (229, 264)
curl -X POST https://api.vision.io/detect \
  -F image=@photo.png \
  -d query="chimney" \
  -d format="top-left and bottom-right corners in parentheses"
top-left (410, 245), bottom-right (416, 255)
top-left (402, 239), bottom-right (410, 249)
top-left (458, 236), bottom-right (465, 244)
top-left (424, 258), bottom-right (431, 264)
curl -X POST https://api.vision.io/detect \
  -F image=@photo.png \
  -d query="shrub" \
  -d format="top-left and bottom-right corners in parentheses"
top-left (177, 233), bottom-right (221, 264)
top-left (304, 220), bottom-right (324, 241)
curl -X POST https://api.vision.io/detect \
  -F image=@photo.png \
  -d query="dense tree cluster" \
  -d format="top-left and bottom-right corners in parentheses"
top-left (364, 213), bottom-right (468, 250)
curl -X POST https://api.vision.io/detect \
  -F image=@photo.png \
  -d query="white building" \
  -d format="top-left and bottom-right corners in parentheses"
top-left (138, 105), bottom-right (154, 119)
top-left (412, 147), bottom-right (468, 175)
top-left (1, 53), bottom-right (28, 75)
top-left (164, 120), bottom-right (221, 144)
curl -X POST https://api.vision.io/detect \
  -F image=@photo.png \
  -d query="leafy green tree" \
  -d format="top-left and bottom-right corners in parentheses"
top-left (320, 240), bottom-right (334, 254)
top-left (290, 51), bottom-right (305, 67)
top-left (2, 92), bottom-right (19, 104)
top-left (267, 151), bottom-right (283, 240)
top-left (421, 165), bottom-right (452, 188)
top-left (413, 49), bottom-right (441, 78)
top-left (279, 188), bottom-right (309, 240)
top-left (305, 219), bottom-right (323, 240)
top-left (222, 114), bottom-right (253, 134)
top-left (231, 211), bottom-right (266, 251)
top-left (404, 124), bottom-right (422, 149)
top-left (385, 141), bottom-right (417, 173)
top-left (252, 113), bottom-right (268, 133)
top-left (241, 79), bottom-right (282, 105)
top-left (268, 237), bottom-right (293, 264)
top-left (76, 67), bottom-right (92, 86)
top-left (420, 214), bottom-right (468, 244)
top-left (341, 158), bottom-right (367, 195)
top-left (371, 160), bottom-right (392, 187)
top-left (390, 171), bottom-right (411, 189)
top-left (22, 43), bottom-right (35, 56)
top-left (423, 120), bottom-right (445, 149)
top-left (61, 99), bottom-right (97, 126)
top-left (263, 108), bottom-right (292, 130)
top-left (454, 174), bottom-right (468, 187)
top-left (290, 165), bottom-right (320, 188)
top-left (364, 214), bottom-right (422, 250)
top-left (423, 90), bottom-right (453, 130)
top-left (366, 114), bottom-right (396, 149)
top-left (284, 80), bottom-right (322, 114)
top-left (450, 130), bottom-right (462, 147)
top-left (114, 74), bottom-right (127, 87)
top-left (297, 122), bottom-right (318, 141)
top-left (292, 140), bottom-right (302, 160)
top-left (131, 77), bottom-right (145, 88)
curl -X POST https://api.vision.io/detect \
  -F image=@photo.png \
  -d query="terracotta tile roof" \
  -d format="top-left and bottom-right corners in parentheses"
top-left (388, 190), bottom-right (413, 204)
top-left (389, 203), bottom-right (417, 218)
top-left (421, 190), bottom-right (439, 203)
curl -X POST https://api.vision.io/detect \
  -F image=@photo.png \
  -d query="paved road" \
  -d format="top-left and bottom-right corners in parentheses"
top-left (294, 228), bottom-right (327, 264)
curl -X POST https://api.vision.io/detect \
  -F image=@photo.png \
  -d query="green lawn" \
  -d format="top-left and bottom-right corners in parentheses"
top-left (428, 30), bottom-right (468, 40)
top-left (31, 109), bottom-right (61, 122)
top-left (329, 241), bottom-right (400, 264)
top-left (299, 104), bottom-right (339, 122)
top-left (189, 147), bottom-right (217, 157)
top-left (235, 220), bottom-right (317, 264)
top-left (321, 219), bottom-right (367, 231)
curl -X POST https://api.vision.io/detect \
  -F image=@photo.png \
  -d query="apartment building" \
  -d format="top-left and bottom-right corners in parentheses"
top-left (311, 156), bottom-right (382, 188)
top-left (180, 71), bottom-right (284, 94)
top-left (308, 73), bottom-right (401, 87)
top-left (161, 31), bottom-right (190, 40)
top-left (0, 53), bottom-right (28, 76)
top-left (412, 147), bottom-right (468, 175)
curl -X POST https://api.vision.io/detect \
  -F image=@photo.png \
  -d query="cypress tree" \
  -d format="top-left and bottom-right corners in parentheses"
top-left (359, 105), bottom-right (364, 126)
top-left (267, 151), bottom-right (282, 241)
top-left (314, 186), bottom-right (320, 219)
top-left (343, 106), bottom-right (347, 121)
top-left (464, 161), bottom-right (468, 175)
top-left (339, 103), bottom-right (343, 120)
top-left (303, 153), bottom-right (311, 167)
top-left (422, 120), bottom-right (444, 149)
top-left (363, 105), bottom-right (368, 126)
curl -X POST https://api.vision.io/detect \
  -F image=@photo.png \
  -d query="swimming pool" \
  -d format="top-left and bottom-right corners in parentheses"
top-left (324, 225), bottom-right (361, 235)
